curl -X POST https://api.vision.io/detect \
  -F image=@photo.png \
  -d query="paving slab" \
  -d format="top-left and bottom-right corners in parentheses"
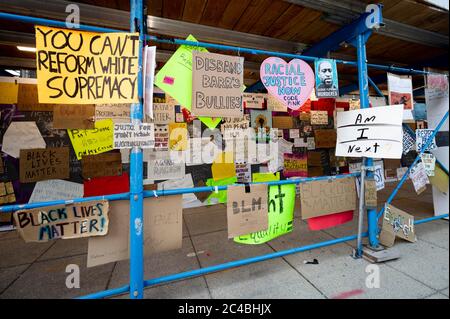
top-left (414, 219), bottom-right (449, 250)
top-left (0, 230), bottom-right (19, 241)
top-left (184, 208), bottom-right (227, 236)
top-left (0, 237), bottom-right (54, 268)
top-left (440, 287), bottom-right (449, 296)
top-left (191, 230), bottom-right (325, 299)
top-left (37, 238), bottom-right (89, 261)
top-left (425, 293), bottom-right (448, 299)
top-left (108, 237), bottom-right (201, 289)
top-left (0, 255), bottom-right (114, 299)
top-left (0, 264), bottom-right (29, 295)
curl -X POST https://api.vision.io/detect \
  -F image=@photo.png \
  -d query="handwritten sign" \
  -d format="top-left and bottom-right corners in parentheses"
top-left (0, 181), bottom-right (16, 205)
top-left (154, 124), bottom-right (169, 151)
top-left (191, 51), bottom-right (244, 118)
top-left (379, 204), bottom-right (415, 247)
top-left (235, 162), bottom-right (251, 183)
top-left (227, 184), bottom-right (268, 238)
top-left (283, 153), bottom-right (307, 177)
top-left (221, 115), bottom-right (250, 134)
top-left (420, 153), bottom-right (436, 176)
top-left (234, 184), bottom-right (295, 244)
top-left (416, 129), bottom-right (437, 152)
top-left (68, 119), bottom-right (114, 159)
top-left (95, 104), bottom-right (130, 122)
top-left (2, 122), bottom-right (46, 158)
top-left (147, 157), bottom-right (185, 181)
top-left (314, 129), bottom-right (337, 148)
top-left (243, 93), bottom-right (266, 109)
top-left (364, 178), bottom-right (377, 209)
top-left (53, 104), bottom-right (95, 129)
top-left (152, 103), bottom-right (176, 124)
top-left (272, 116), bottom-right (294, 129)
top-left (28, 179), bottom-right (83, 203)
top-left (19, 148), bottom-right (69, 183)
top-left (14, 200), bottom-right (109, 242)
top-left (35, 26), bottom-right (139, 104)
top-left (260, 57), bottom-right (314, 110)
top-left (267, 94), bottom-right (287, 112)
top-left (299, 178), bottom-right (356, 219)
top-left (82, 152), bottom-right (122, 178)
top-left (113, 123), bottom-right (155, 149)
top-left (310, 110), bottom-right (328, 125)
top-left (336, 105), bottom-right (403, 158)
top-left (409, 162), bottom-right (429, 195)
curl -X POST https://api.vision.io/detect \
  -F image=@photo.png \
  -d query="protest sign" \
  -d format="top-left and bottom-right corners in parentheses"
top-left (289, 129), bottom-right (300, 139)
top-left (310, 110), bottom-right (328, 125)
top-left (16, 84), bottom-right (54, 111)
top-left (169, 123), bottom-right (188, 151)
top-left (191, 51), bottom-right (244, 118)
top-left (205, 176), bottom-right (237, 205)
top-left (260, 57), bottom-right (314, 110)
top-left (113, 123), bottom-right (155, 149)
top-left (416, 129), bottom-right (437, 152)
top-left (364, 178), bottom-right (378, 209)
top-left (221, 115), bottom-right (250, 134)
top-left (158, 174), bottom-right (202, 208)
top-left (152, 103), bottom-right (176, 124)
top-left (35, 26), bottom-right (139, 104)
top-left (315, 59), bottom-right (339, 98)
top-left (409, 162), bottom-right (429, 195)
top-left (154, 124), bottom-right (169, 151)
top-left (299, 177), bottom-right (356, 219)
top-left (283, 153), bottom-right (307, 177)
top-left (379, 204), bottom-right (415, 247)
top-left (314, 129), bottom-right (337, 149)
top-left (82, 152), bottom-right (122, 178)
top-left (0, 181), bottom-right (16, 205)
top-left (420, 153), bottom-right (436, 176)
top-left (68, 119), bottom-right (114, 159)
top-left (234, 183), bottom-right (295, 244)
top-left (14, 200), bottom-right (109, 242)
top-left (53, 104), bottom-right (95, 129)
top-left (235, 162), bottom-right (251, 183)
top-left (28, 179), bottom-right (83, 203)
top-left (387, 73), bottom-right (414, 114)
top-left (227, 184), bottom-right (268, 238)
top-left (147, 157), bottom-right (185, 181)
top-left (272, 116), bottom-right (294, 129)
top-left (336, 105), bottom-right (403, 158)
top-left (95, 104), bottom-right (130, 122)
top-left (19, 148), bottom-right (69, 183)
top-left (242, 93), bottom-right (266, 109)
top-left (2, 122), bottom-right (46, 158)
top-left (211, 152), bottom-right (236, 181)
top-left (267, 94), bottom-right (287, 112)
top-left (87, 195), bottom-right (182, 267)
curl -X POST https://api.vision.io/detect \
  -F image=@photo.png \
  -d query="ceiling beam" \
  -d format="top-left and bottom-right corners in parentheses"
top-left (285, 0), bottom-right (449, 48)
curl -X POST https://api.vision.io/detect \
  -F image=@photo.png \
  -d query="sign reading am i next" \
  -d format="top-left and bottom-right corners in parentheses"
top-left (335, 105), bottom-right (403, 159)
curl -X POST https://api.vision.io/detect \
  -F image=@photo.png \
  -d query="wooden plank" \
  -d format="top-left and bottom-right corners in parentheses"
top-left (288, 10), bottom-right (323, 42)
top-left (199, 0), bottom-right (230, 26)
top-left (163, 0), bottom-right (185, 20)
top-left (182, 0), bottom-right (207, 23)
top-left (218, 0), bottom-right (252, 29)
top-left (263, 5), bottom-right (304, 40)
top-left (148, 0), bottom-right (163, 16)
top-left (248, 1), bottom-right (291, 35)
top-left (233, 0), bottom-right (273, 33)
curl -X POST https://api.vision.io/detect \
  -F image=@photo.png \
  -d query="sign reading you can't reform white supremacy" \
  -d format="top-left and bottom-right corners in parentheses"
top-left (336, 105), bottom-right (403, 159)
top-left (35, 26), bottom-right (139, 104)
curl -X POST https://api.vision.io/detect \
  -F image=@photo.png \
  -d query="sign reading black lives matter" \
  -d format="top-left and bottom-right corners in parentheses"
top-left (336, 105), bottom-right (403, 159)
top-left (113, 123), bottom-right (155, 149)
top-left (191, 51), bottom-right (244, 118)
top-left (35, 25), bottom-right (139, 104)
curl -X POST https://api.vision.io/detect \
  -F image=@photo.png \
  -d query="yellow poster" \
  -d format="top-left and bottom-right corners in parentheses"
top-left (68, 119), bottom-right (114, 160)
top-left (35, 26), bottom-right (139, 104)
top-left (212, 152), bottom-right (236, 181)
top-left (0, 82), bottom-right (19, 104)
top-left (429, 164), bottom-right (449, 193)
top-left (169, 123), bottom-right (188, 151)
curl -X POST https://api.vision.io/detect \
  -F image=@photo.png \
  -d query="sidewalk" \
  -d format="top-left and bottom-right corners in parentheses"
top-left (0, 183), bottom-right (448, 299)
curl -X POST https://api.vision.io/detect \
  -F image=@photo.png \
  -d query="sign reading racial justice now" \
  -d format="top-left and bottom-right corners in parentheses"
top-left (13, 200), bottom-right (109, 243)
top-left (35, 26), bottom-right (139, 104)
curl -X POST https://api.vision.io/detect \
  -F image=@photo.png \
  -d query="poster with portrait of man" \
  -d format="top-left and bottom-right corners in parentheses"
top-left (315, 59), bottom-right (339, 98)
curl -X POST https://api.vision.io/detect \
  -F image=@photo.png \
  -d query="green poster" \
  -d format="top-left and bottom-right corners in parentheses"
top-left (252, 172), bottom-right (280, 183)
top-left (205, 176), bottom-right (237, 205)
top-left (199, 117), bottom-right (222, 129)
top-left (234, 183), bottom-right (295, 245)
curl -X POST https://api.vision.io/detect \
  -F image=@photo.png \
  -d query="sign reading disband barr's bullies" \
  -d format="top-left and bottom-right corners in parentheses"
top-left (113, 123), bottom-right (155, 149)
top-left (191, 51), bottom-right (244, 118)
top-left (35, 26), bottom-right (139, 104)
top-left (13, 200), bottom-right (109, 242)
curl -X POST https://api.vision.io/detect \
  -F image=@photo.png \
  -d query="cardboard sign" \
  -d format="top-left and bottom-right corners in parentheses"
top-left (364, 179), bottom-right (377, 209)
top-left (272, 116), bottom-right (294, 129)
top-left (0, 82), bottom-right (18, 104)
top-left (260, 57), bottom-right (315, 110)
top-left (267, 94), bottom-right (287, 112)
top-left (349, 160), bottom-right (385, 192)
top-left (420, 153), bottom-right (436, 176)
top-left (67, 119), bottom-right (113, 159)
top-left (227, 184), bottom-right (268, 238)
top-left (16, 84), bottom-right (54, 111)
top-left (314, 129), bottom-right (337, 149)
top-left (243, 93), bottom-right (266, 109)
top-left (154, 124), bottom-right (169, 151)
top-left (152, 103), bottom-right (176, 124)
top-left (28, 179), bottom-right (83, 203)
top-left (0, 181), bottom-right (16, 205)
top-left (113, 123), bottom-right (155, 149)
top-left (310, 110), bottom-right (328, 125)
top-left (315, 59), bottom-right (339, 98)
top-left (82, 152), bottom-right (122, 178)
top-left (87, 195), bottom-right (182, 267)
top-left (234, 184), bottom-right (295, 244)
top-left (283, 153), bottom-right (307, 177)
top-left (53, 104), bottom-right (95, 129)
top-left (416, 129), bottom-right (437, 152)
top-left (379, 204), bottom-right (415, 247)
top-left (147, 157), bottom-right (185, 181)
top-left (169, 123), bottom-right (188, 151)
top-left (14, 200), bottom-right (109, 242)
top-left (221, 115), bottom-right (250, 134)
top-left (19, 148), bottom-right (69, 183)
top-left (336, 105), bottom-right (403, 158)
top-left (191, 51), bottom-right (244, 118)
top-left (409, 162), bottom-right (429, 195)
top-left (35, 26), bottom-right (139, 104)
top-left (299, 177), bottom-right (356, 219)
top-left (2, 122), bottom-right (46, 158)
top-left (95, 104), bottom-right (131, 122)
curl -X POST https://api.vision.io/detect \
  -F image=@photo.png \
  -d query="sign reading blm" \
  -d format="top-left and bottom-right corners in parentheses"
top-left (35, 26), bottom-right (139, 104)
top-left (191, 51), bottom-right (244, 118)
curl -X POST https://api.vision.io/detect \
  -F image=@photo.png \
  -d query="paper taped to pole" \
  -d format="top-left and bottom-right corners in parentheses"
top-left (336, 105), bottom-right (403, 159)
